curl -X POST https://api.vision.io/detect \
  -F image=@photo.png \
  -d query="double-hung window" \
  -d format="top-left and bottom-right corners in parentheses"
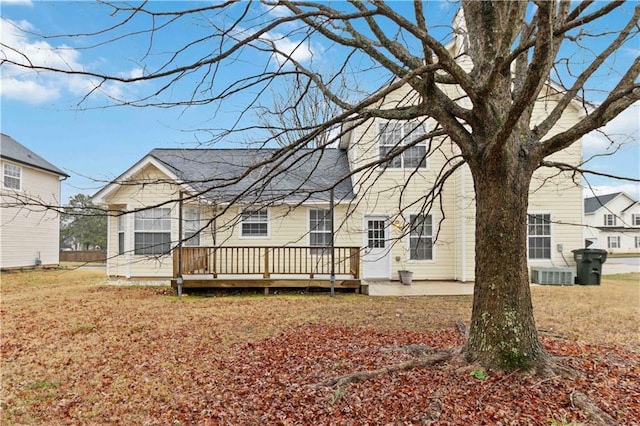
top-left (183, 208), bottom-right (201, 246)
top-left (240, 209), bottom-right (268, 237)
top-left (604, 214), bottom-right (617, 226)
top-left (528, 214), bottom-right (551, 259)
top-left (3, 163), bottom-right (21, 190)
top-left (117, 214), bottom-right (125, 255)
top-left (409, 214), bottom-right (433, 260)
top-left (134, 208), bottom-right (171, 255)
top-left (379, 121), bottom-right (427, 169)
top-left (309, 209), bottom-right (332, 255)
top-left (607, 236), bottom-right (620, 249)
top-left (635, 236), bottom-right (640, 248)
top-left (632, 214), bottom-right (640, 227)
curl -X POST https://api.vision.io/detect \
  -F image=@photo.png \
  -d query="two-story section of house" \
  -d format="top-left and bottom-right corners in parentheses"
top-left (1, 133), bottom-right (69, 269)
top-left (92, 10), bottom-right (586, 285)
top-left (584, 192), bottom-right (640, 254)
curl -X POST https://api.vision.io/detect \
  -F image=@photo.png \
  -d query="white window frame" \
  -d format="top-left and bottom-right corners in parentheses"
top-left (378, 120), bottom-right (428, 170)
top-left (635, 236), bottom-right (640, 248)
top-left (183, 207), bottom-right (201, 246)
top-left (239, 208), bottom-right (269, 238)
top-left (527, 213), bottom-right (552, 260)
top-left (308, 208), bottom-right (332, 255)
top-left (117, 214), bottom-right (125, 255)
top-left (604, 214), bottom-right (617, 226)
top-left (408, 214), bottom-right (434, 261)
top-left (607, 236), bottom-right (620, 249)
top-left (3, 163), bottom-right (21, 190)
top-left (632, 214), bottom-right (640, 227)
top-left (134, 207), bottom-right (172, 256)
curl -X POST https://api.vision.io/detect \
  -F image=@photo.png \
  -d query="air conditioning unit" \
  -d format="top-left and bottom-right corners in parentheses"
top-left (531, 267), bottom-right (574, 285)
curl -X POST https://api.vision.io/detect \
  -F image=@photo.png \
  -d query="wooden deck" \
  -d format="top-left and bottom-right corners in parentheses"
top-left (172, 246), bottom-right (361, 293)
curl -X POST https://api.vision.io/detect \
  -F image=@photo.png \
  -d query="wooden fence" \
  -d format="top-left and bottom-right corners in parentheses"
top-left (59, 251), bottom-right (107, 263)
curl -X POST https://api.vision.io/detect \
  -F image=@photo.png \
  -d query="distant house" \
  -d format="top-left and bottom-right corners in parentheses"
top-left (584, 192), bottom-right (640, 254)
top-left (0, 133), bottom-right (69, 269)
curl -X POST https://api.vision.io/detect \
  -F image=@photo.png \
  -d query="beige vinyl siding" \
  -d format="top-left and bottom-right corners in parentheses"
top-left (103, 165), bottom-right (181, 278)
top-left (0, 160), bottom-right (62, 268)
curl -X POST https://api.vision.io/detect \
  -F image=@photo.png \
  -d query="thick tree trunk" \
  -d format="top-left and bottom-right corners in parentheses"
top-left (463, 152), bottom-right (550, 371)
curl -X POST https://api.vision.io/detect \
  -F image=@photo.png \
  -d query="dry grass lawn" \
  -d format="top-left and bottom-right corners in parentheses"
top-left (1, 269), bottom-right (638, 424)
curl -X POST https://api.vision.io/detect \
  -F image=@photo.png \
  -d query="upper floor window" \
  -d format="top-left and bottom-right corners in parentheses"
top-left (3, 163), bottom-right (21, 190)
top-left (604, 214), bottom-right (617, 226)
top-left (528, 214), bottom-right (551, 259)
top-left (378, 121), bottom-right (427, 169)
top-left (183, 208), bottom-right (201, 246)
top-left (134, 208), bottom-right (171, 255)
top-left (240, 209), bottom-right (268, 237)
top-left (409, 214), bottom-right (433, 260)
top-left (632, 214), bottom-right (640, 227)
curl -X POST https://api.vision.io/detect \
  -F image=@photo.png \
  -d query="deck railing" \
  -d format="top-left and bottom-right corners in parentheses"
top-left (173, 246), bottom-right (360, 279)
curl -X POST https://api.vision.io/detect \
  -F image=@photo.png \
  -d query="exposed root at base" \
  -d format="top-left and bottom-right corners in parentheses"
top-left (571, 391), bottom-right (617, 426)
top-left (312, 348), bottom-right (459, 389)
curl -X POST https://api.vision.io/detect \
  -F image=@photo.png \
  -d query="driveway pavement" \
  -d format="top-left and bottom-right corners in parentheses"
top-left (602, 256), bottom-right (640, 275)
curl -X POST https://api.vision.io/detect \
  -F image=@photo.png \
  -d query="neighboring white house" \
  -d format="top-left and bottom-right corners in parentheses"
top-left (584, 192), bottom-right (640, 254)
top-left (0, 133), bottom-right (69, 269)
top-left (92, 12), bottom-right (585, 284)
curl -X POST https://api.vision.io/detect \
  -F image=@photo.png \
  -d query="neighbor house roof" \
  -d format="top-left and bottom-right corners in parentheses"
top-left (584, 192), bottom-right (623, 214)
top-left (0, 133), bottom-right (69, 177)
top-left (95, 147), bottom-right (355, 205)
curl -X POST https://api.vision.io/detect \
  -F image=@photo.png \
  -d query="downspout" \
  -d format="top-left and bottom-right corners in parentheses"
top-left (461, 166), bottom-right (467, 283)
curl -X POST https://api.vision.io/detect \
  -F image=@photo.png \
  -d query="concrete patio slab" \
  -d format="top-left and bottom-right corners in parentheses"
top-left (363, 280), bottom-right (475, 296)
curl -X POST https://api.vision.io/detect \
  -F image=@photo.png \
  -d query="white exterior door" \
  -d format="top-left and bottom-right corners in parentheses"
top-left (362, 216), bottom-right (391, 279)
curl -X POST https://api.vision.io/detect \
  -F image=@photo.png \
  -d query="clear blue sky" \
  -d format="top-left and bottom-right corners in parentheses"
top-left (1, 0), bottom-right (638, 203)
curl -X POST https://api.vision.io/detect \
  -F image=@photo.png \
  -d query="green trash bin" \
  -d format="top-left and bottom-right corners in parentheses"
top-left (572, 248), bottom-right (608, 285)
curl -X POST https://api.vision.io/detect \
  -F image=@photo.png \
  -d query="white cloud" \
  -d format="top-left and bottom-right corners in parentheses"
top-left (0, 76), bottom-right (59, 103)
top-left (1, 19), bottom-right (142, 105)
top-left (259, 31), bottom-right (314, 66)
top-left (584, 183), bottom-right (640, 202)
top-left (583, 102), bottom-right (640, 156)
top-left (0, 0), bottom-right (33, 6)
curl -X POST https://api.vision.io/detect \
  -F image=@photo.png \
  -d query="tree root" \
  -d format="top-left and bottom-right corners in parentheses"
top-left (570, 391), bottom-right (617, 426)
top-left (313, 348), bottom-right (458, 389)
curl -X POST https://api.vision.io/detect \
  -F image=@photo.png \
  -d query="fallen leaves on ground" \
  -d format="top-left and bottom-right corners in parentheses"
top-left (1, 270), bottom-right (639, 424)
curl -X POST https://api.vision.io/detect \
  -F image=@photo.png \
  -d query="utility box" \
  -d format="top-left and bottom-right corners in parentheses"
top-left (572, 248), bottom-right (608, 285)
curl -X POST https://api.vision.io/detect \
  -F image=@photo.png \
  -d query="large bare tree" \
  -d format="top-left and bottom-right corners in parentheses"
top-left (2, 1), bottom-right (638, 372)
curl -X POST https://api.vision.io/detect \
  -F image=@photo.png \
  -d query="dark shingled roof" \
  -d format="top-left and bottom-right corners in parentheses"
top-left (149, 148), bottom-right (355, 203)
top-left (584, 192), bottom-right (622, 214)
top-left (0, 133), bottom-right (69, 177)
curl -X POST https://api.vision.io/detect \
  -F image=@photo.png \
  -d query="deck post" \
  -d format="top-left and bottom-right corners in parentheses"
top-left (263, 247), bottom-right (270, 278)
top-left (177, 192), bottom-right (184, 300)
top-left (329, 188), bottom-right (335, 297)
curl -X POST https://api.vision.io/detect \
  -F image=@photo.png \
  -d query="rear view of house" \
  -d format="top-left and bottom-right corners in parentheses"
top-left (0, 133), bottom-right (69, 269)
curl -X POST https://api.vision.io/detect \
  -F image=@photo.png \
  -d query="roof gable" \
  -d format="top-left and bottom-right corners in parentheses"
top-left (0, 133), bottom-right (69, 177)
top-left (583, 192), bottom-right (637, 214)
top-left (94, 148), bottom-right (355, 205)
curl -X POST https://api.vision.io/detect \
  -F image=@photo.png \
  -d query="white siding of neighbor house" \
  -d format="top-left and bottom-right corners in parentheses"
top-left (584, 194), bottom-right (640, 254)
top-left (0, 159), bottom-right (63, 268)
